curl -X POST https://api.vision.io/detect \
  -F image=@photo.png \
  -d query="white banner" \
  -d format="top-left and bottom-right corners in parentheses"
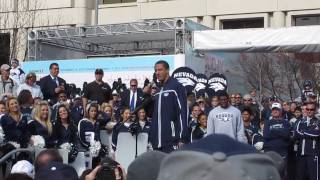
top-left (193, 26), bottom-right (320, 53)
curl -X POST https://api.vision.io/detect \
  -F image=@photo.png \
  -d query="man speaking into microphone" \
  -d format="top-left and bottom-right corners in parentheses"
top-left (150, 60), bottom-right (188, 153)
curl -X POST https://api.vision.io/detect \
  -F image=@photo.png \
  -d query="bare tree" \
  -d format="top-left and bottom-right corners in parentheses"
top-left (0, 0), bottom-right (63, 61)
top-left (238, 52), bottom-right (320, 101)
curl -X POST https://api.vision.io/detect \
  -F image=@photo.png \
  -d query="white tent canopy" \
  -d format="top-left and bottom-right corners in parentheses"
top-left (193, 26), bottom-right (320, 53)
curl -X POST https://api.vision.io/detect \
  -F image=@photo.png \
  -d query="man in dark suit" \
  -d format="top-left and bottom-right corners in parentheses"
top-left (120, 79), bottom-right (144, 113)
top-left (39, 63), bottom-right (67, 104)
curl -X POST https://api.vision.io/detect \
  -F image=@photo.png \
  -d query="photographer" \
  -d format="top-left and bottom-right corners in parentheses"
top-left (85, 157), bottom-right (126, 180)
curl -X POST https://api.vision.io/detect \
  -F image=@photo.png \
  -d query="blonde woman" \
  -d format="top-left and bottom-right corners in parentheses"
top-left (28, 101), bottom-right (54, 148)
top-left (100, 103), bottom-right (117, 133)
top-left (0, 97), bottom-right (29, 148)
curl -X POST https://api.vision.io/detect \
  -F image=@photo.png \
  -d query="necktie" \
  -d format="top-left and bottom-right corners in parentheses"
top-left (53, 77), bottom-right (59, 86)
top-left (130, 92), bottom-right (135, 112)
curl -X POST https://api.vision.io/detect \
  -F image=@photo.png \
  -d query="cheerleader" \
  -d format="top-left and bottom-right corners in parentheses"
top-left (0, 97), bottom-right (29, 148)
top-left (53, 104), bottom-right (78, 162)
top-left (111, 107), bottom-right (132, 151)
top-left (78, 103), bottom-right (107, 167)
top-left (136, 108), bottom-right (151, 134)
top-left (101, 103), bottom-right (117, 134)
top-left (78, 103), bottom-right (101, 149)
top-left (28, 101), bottom-right (55, 148)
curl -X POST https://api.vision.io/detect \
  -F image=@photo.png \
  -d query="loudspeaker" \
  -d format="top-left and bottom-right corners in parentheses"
top-left (0, 33), bottom-right (10, 65)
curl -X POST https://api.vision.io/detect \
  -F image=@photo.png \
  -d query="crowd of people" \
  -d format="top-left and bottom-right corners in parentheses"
top-left (0, 59), bottom-right (319, 180)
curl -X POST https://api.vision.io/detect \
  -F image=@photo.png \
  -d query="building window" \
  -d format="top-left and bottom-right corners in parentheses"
top-left (103, 0), bottom-right (136, 4)
top-left (222, 18), bottom-right (264, 29)
top-left (294, 15), bottom-right (320, 26)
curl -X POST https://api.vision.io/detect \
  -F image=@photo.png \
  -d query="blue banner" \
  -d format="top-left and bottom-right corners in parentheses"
top-left (22, 55), bottom-right (175, 74)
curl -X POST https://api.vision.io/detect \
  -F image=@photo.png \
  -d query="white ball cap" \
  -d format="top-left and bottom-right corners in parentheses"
top-left (271, 103), bottom-right (282, 110)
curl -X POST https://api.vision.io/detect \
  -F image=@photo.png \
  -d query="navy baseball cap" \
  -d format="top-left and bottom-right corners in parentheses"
top-left (180, 134), bottom-right (257, 156)
top-left (95, 68), bottom-right (104, 74)
top-left (157, 134), bottom-right (282, 180)
top-left (35, 162), bottom-right (79, 180)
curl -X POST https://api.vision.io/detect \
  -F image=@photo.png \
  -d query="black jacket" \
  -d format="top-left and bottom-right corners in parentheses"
top-left (39, 75), bottom-right (67, 103)
top-left (120, 88), bottom-right (144, 111)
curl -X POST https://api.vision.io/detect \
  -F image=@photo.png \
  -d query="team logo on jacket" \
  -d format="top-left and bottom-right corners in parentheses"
top-left (164, 92), bottom-right (169, 97)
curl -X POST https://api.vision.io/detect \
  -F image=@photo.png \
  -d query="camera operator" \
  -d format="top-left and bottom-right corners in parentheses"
top-left (85, 157), bottom-right (126, 180)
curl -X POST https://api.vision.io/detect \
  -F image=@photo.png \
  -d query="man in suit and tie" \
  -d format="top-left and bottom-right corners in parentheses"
top-left (120, 79), bottom-right (144, 113)
top-left (39, 63), bottom-right (67, 104)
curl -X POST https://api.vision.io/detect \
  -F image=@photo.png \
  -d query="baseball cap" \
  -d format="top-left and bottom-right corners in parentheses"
top-left (0, 64), bottom-right (10, 71)
top-left (269, 95), bottom-right (278, 102)
top-left (306, 91), bottom-right (316, 97)
top-left (127, 151), bottom-right (167, 180)
top-left (243, 94), bottom-right (252, 100)
top-left (11, 58), bottom-right (19, 65)
top-left (35, 162), bottom-right (79, 180)
top-left (271, 103), bottom-right (282, 110)
top-left (157, 151), bottom-right (281, 180)
top-left (11, 160), bottom-right (34, 177)
top-left (157, 134), bottom-right (281, 180)
top-left (95, 68), bottom-right (104, 74)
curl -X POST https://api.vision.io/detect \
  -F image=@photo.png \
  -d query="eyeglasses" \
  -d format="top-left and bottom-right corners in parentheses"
top-left (306, 108), bottom-right (315, 111)
top-left (244, 99), bottom-right (252, 102)
top-left (235, 97), bottom-right (241, 99)
top-left (131, 84), bottom-right (137, 87)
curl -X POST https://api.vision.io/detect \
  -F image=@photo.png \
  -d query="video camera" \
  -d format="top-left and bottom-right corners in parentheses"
top-left (112, 78), bottom-right (127, 94)
top-left (95, 158), bottom-right (123, 180)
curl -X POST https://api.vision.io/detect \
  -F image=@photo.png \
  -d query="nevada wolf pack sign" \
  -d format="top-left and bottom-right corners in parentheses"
top-left (207, 73), bottom-right (228, 97)
top-left (195, 73), bottom-right (208, 97)
top-left (172, 67), bottom-right (197, 94)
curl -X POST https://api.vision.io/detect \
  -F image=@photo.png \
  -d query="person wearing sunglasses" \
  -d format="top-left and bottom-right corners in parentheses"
top-left (295, 102), bottom-right (320, 180)
top-left (263, 102), bottom-right (290, 179)
top-left (120, 79), bottom-right (144, 113)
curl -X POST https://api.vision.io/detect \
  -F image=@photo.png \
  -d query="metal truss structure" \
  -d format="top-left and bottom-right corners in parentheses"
top-left (27, 18), bottom-right (209, 60)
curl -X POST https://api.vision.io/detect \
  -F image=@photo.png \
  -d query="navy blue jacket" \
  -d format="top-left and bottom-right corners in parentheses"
top-left (97, 111), bottom-right (111, 129)
top-left (111, 122), bottom-right (132, 151)
top-left (20, 107), bottom-right (32, 121)
top-left (295, 117), bottom-right (320, 156)
top-left (78, 118), bottom-right (100, 149)
top-left (53, 123), bottom-right (78, 147)
top-left (244, 123), bottom-right (259, 145)
top-left (70, 105), bottom-right (84, 126)
top-left (138, 120), bottom-right (151, 134)
top-left (252, 131), bottom-right (264, 147)
top-left (0, 114), bottom-right (29, 147)
top-left (28, 120), bottom-right (55, 148)
top-left (150, 77), bottom-right (188, 149)
top-left (191, 125), bottom-right (206, 142)
top-left (263, 118), bottom-right (290, 157)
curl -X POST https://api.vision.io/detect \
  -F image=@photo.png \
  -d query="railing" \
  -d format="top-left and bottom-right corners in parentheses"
top-left (0, 148), bottom-right (35, 178)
